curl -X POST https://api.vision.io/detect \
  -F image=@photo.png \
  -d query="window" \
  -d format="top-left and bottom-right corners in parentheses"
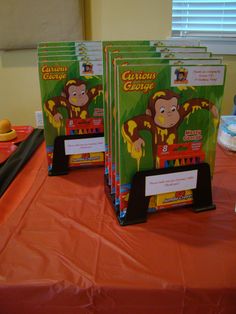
top-left (172, 0), bottom-right (236, 54)
top-left (172, 0), bottom-right (236, 37)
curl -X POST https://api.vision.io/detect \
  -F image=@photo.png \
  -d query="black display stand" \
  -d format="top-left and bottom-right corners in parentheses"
top-left (50, 133), bottom-right (104, 176)
top-left (0, 129), bottom-right (44, 197)
top-left (106, 162), bottom-right (216, 226)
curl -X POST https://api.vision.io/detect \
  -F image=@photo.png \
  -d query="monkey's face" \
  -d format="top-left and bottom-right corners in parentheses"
top-left (154, 97), bottom-right (180, 128)
top-left (68, 84), bottom-right (89, 107)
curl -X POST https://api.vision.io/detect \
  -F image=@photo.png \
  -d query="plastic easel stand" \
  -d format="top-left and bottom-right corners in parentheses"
top-left (119, 162), bottom-right (216, 226)
top-left (50, 133), bottom-right (104, 176)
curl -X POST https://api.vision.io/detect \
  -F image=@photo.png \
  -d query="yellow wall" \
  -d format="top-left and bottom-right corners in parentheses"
top-left (0, 0), bottom-right (235, 127)
top-left (0, 50), bottom-right (41, 126)
top-left (85, 0), bottom-right (172, 40)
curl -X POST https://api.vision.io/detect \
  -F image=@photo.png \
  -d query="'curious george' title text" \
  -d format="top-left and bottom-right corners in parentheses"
top-left (41, 65), bottom-right (68, 80)
top-left (121, 70), bottom-right (157, 93)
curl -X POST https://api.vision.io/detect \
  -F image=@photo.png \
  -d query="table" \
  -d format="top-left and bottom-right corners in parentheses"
top-left (0, 143), bottom-right (236, 314)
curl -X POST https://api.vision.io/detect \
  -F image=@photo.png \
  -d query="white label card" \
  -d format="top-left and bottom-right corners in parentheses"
top-left (171, 65), bottom-right (225, 86)
top-left (64, 137), bottom-right (105, 155)
top-left (79, 61), bottom-right (103, 76)
top-left (145, 170), bottom-right (198, 197)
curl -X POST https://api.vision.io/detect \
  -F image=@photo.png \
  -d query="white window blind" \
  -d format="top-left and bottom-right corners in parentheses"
top-left (172, 0), bottom-right (236, 38)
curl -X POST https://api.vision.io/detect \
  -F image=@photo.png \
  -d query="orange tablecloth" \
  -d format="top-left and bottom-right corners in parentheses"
top-left (0, 143), bottom-right (236, 314)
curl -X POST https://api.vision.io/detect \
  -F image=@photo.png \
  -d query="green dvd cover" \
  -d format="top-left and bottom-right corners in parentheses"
top-left (149, 39), bottom-right (200, 47)
top-left (38, 49), bottom-right (102, 57)
top-left (38, 55), bottom-right (102, 62)
top-left (38, 41), bottom-right (101, 48)
top-left (38, 59), bottom-right (104, 174)
top-left (116, 63), bottom-right (226, 218)
top-left (112, 55), bottom-right (222, 203)
top-left (154, 46), bottom-right (207, 53)
top-left (107, 50), bottom-right (213, 195)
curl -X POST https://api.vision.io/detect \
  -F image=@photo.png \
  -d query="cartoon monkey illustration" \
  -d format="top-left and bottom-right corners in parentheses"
top-left (44, 79), bottom-right (102, 129)
top-left (122, 89), bottom-right (219, 167)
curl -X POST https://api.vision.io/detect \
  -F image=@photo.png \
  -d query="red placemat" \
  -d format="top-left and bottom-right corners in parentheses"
top-left (11, 126), bottom-right (34, 144)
